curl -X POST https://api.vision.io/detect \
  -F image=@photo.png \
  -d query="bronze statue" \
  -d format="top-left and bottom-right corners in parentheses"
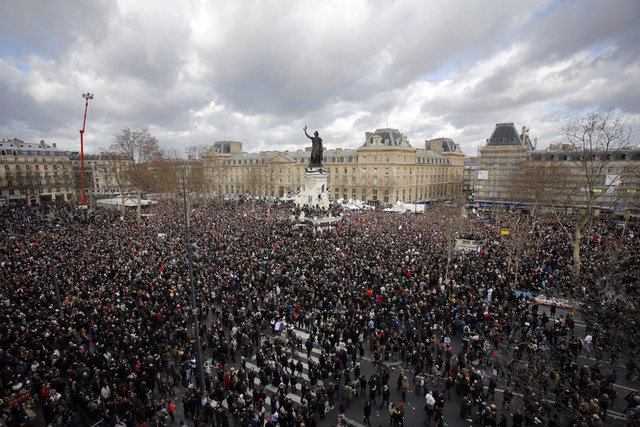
top-left (304, 125), bottom-right (323, 168)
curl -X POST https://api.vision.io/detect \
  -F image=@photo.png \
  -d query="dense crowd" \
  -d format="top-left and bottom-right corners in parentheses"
top-left (0, 200), bottom-right (639, 427)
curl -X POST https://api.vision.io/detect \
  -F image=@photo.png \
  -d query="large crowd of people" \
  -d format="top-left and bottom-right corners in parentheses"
top-left (0, 199), bottom-right (639, 427)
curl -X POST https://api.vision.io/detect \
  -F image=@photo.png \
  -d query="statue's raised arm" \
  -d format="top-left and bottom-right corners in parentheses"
top-left (303, 125), bottom-right (313, 140)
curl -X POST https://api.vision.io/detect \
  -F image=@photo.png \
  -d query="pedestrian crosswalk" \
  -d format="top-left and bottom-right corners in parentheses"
top-left (212, 325), bottom-right (348, 413)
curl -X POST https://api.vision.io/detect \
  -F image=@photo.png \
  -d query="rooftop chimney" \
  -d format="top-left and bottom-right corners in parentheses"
top-left (53, 143), bottom-right (57, 148)
top-left (40, 140), bottom-right (46, 148)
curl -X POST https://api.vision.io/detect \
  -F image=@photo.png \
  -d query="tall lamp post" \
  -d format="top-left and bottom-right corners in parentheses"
top-left (182, 170), bottom-right (206, 399)
top-left (79, 93), bottom-right (94, 206)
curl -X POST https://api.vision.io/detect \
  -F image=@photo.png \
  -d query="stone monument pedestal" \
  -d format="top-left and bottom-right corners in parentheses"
top-left (294, 166), bottom-right (329, 209)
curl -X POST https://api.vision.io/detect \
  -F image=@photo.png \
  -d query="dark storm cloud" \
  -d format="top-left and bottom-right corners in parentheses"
top-left (0, 0), bottom-right (638, 156)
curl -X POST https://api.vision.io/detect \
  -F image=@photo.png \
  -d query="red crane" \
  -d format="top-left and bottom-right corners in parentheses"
top-left (79, 93), bottom-right (93, 205)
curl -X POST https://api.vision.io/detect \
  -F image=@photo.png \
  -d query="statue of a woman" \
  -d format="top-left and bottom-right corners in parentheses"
top-left (304, 125), bottom-right (323, 168)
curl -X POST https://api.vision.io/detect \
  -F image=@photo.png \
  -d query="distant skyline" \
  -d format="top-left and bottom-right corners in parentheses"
top-left (1, 0), bottom-right (639, 157)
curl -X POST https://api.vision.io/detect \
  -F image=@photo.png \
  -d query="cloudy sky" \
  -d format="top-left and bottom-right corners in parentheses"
top-left (1, 0), bottom-right (639, 157)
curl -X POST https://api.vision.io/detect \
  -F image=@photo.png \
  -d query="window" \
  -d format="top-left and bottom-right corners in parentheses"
top-left (384, 190), bottom-right (389, 203)
top-left (372, 190), bottom-right (377, 201)
top-left (385, 168), bottom-right (389, 175)
top-left (386, 157), bottom-right (389, 162)
top-left (373, 168), bottom-right (378, 174)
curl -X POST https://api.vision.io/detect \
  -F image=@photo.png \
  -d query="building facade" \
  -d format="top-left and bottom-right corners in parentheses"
top-left (70, 153), bottom-right (130, 203)
top-left (474, 123), bottom-right (534, 206)
top-left (462, 156), bottom-right (479, 201)
top-left (0, 138), bottom-right (76, 206)
top-left (473, 123), bottom-right (640, 212)
top-left (527, 145), bottom-right (640, 212)
top-left (202, 129), bottom-right (465, 204)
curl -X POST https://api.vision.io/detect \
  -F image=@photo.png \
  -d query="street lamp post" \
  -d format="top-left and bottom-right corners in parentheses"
top-left (79, 93), bottom-right (94, 206)
top-left (182, 170), bottom-right (207, 400)
top-left (38, 185), bottom-right (63, 314)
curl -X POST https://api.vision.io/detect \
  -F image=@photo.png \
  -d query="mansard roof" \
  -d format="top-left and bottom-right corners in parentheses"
top-left (487, 123), bottom-right (523, 146)
top-left (361, 128), bottom-right (412, 148)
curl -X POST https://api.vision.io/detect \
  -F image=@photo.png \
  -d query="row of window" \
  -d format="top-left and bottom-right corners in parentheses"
top-left (223, 154), bottom-right (452, 166)
top-left (0, 150), bottom-right (67, 157)
top-left (330, 185), bottom-right (456, 202)
top-left (4, 164), bottom-right (63, 171)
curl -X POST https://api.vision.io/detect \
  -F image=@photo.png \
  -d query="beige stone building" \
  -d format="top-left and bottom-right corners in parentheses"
top-left (0, 138), bottom-right (76, 206)
top-left (202, 129), bottom-right (465, 204)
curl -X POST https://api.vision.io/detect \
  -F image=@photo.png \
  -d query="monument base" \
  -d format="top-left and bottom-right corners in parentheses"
top-left (294, 168), bottom-right (329, 209)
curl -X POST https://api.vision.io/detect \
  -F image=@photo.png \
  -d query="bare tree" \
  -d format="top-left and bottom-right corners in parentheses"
top-left (111, 129), bottom-right (162, 217)
top-left (14, 170), bottom-right (41, 204)
top-left (506, 158), bottom-right (575, 216)
top-left (430, 197), bottom-right (470, 285)
top-left (185, 145), bottom-right (210, 161)
top-left (102, 152), bottom-right (132, 215)
top-left (183, 161), bottom-right (207, 225)
top-left (562, 112), bottom-right (634, 280)
top-left (151, 150), bottom-right (182, 201)
top-left (244, 165), bottom-right (264, 209)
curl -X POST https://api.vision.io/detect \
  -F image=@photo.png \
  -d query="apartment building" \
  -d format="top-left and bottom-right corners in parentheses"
top-left (202, 129), bottom-right (465, 204)
top-left (0, 138), bottom-right (75, 206)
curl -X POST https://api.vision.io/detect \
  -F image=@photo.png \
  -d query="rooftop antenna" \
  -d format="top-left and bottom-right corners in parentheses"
top-left (386, 103), bottom-right (389, 129)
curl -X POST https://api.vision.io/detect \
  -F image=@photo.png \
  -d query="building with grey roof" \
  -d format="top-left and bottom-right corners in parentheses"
top-left (203, 129), bottom-right (464, 204)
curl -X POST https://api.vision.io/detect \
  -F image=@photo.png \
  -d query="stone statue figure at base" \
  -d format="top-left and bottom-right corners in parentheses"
top-left (304, 125), bottom-right (323, 168)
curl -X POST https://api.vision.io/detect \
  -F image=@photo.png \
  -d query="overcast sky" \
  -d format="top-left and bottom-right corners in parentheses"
top-left (1, 0), bottom-right (639, 157)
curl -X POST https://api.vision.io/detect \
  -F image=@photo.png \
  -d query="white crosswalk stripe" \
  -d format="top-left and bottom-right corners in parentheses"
top-left (213, 326), bottom-right (353, 416)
